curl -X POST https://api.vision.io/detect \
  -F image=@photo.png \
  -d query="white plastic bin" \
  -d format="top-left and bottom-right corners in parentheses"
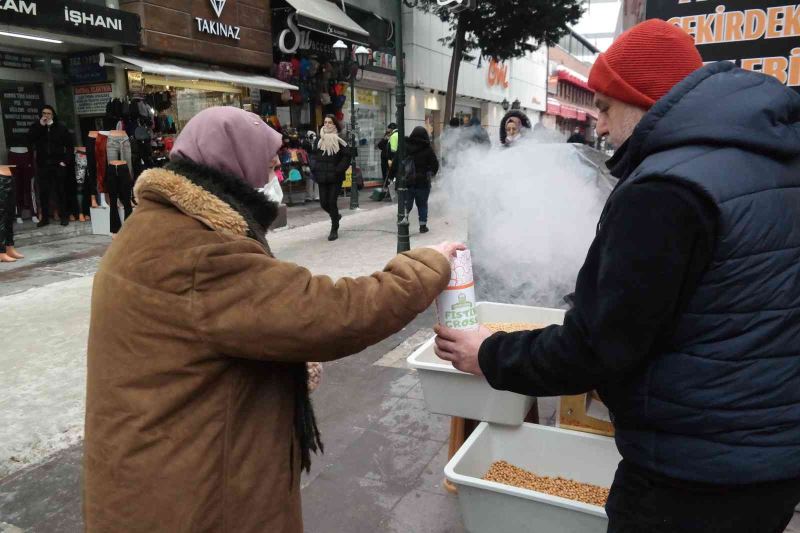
top-left (445, 422), bottom-right (621, 533)
top-left (407, 302), bottom-right (565, 425)
top-left (90, 206), bottom-right (126, 236)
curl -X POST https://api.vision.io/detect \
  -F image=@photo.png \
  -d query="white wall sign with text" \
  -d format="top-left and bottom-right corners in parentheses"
top-left (74, 83), bottom-right (113, 115)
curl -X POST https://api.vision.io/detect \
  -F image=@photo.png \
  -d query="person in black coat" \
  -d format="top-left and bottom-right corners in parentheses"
top-left (499, 109), bottom-right (532, 147)
top-left (310, 115), bottom-right (350, 241)
top-left (567, 127), bottom-right (587, 144)
top-left (433, 20), bottom-right (800, 533)
top-left (396, 126), bottom-right (439, 233)
top-left (27, 105), bottom-right (74, 226)
top-left (375, 122), bottom-right (397, 183)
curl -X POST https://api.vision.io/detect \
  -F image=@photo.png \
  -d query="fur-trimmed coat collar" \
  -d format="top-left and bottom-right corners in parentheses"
top-left (133, 159), bottom-right (278, 250)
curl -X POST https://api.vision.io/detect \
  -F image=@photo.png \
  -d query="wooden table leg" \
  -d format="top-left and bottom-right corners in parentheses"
top-left (443, 417), bottom-right (467, 494)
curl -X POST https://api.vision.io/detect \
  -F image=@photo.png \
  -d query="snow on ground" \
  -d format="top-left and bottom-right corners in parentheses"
top-left (0, 194), bottom-right (465, 477)
top-left (0, 276), bottom-right (93, 478)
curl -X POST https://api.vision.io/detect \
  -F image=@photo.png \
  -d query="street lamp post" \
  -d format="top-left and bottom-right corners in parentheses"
top-left (395, 0), bottom-right (410, 253)
top-left (333, 41), bottom-right (371, 210)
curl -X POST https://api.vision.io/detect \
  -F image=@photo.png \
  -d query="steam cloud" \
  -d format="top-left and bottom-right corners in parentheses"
top-left (437, 128), bottom-right (614, 308)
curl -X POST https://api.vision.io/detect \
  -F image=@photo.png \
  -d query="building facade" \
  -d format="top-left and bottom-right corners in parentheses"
top-left (543, 30), bottom-right (599, 143)
top-left (401, 7), bottom-right (548, 145)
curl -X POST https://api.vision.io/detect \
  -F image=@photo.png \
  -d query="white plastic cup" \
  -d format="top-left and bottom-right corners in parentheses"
top-left (436, 249), bottom-right (479, 330)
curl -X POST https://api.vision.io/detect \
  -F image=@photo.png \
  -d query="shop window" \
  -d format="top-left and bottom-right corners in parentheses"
top-left (341, 87), bottom-right (391, 183)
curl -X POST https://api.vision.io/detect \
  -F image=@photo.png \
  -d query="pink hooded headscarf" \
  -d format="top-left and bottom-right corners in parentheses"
top-left (170, 107), bottom-right (282, 189)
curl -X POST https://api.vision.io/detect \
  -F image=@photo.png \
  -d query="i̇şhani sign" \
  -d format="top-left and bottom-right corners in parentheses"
top-left (195, 0), bottom-right (241, 40)
top-left (648, 0), bottom-right (800, 89)
top-left (0, 1), bottom-right (140, 44)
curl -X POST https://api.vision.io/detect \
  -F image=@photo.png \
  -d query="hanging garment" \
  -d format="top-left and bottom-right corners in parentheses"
top-left (106, 164), bottom-right (132, 234)
top-left (95, 133), bottom-right (108, 193)
top-left (106, 135), bottom-right (133, 178)
top-left (8, 148), bottom-right (34, 217)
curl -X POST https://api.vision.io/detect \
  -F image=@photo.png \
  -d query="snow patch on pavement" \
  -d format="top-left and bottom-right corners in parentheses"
top-left (0, 276), bottom-right (93, 478)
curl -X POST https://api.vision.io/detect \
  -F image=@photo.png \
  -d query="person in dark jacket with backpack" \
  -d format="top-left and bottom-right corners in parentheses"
top-left (310, 115), bottom-right (350, 241)
top-left (395, 126), bottom-right (439, 234)
top-left (27, 105), bottom-right (74, 227)
top-left (433, 20), bottom-right (800, 532)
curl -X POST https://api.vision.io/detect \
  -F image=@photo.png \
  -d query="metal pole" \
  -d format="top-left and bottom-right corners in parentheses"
top-left (349, 72), bottom-right (359, 209)
top-left (395, 0), bottom-right (410, 253)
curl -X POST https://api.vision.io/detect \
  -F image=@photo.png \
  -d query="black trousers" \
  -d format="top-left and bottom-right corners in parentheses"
top-left (106, 164), bottom-right (132, 234)
top-left (318, 182), bottom-right (341, 222)
top-left (85, 140), bottom-right (99, 210)
top-left (64, 163), bottom-right (79, 218)
top-left (0, 173), bottom-right (14, 252)
top-left (606, 459), bottom-right (800, 533)
top-left (38, 164), bottom-right (69, 222)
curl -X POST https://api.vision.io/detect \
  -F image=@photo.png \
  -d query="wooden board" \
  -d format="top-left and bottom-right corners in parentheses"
top-left (558, 394), bottom-right (615, 437)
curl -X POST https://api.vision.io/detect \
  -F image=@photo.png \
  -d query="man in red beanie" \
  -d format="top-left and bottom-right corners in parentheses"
top-left (435, 19), bottom-right (800, 532)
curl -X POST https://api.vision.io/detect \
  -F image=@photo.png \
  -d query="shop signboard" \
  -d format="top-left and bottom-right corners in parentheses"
top-left (74, 83), bottom-right (113, 115)
top-left (647, 0), bottom-right (800, 90)
top-left (437, 0), bottom-right (477, 12)
top-left (277, 12), bottom-right (336, 57)
top-left (294, 13), bottom-right (369, 45)
top-left (0, 82), bottom-right (43, 147)
top-left (487, 59), bottom-right (510, 89)
top-left (0, 1), bottom-right (140, 45)
top-left (195, 0), bottom-right (241, 41)
top-left (0, 52), bottom-right (34, 70)
top-left (67, 52), bottom-right (107, 84)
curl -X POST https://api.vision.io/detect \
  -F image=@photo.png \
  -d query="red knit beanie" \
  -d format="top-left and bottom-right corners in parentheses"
top-left (588, 19), bottom-right (703, 109)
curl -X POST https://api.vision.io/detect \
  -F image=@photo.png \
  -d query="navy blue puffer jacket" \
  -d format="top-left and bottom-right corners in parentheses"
top-left (601, 62), bottom-right (800, 484)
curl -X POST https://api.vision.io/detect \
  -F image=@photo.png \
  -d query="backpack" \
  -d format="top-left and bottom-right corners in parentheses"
top-left (400, 156), bottom-right (417, 186)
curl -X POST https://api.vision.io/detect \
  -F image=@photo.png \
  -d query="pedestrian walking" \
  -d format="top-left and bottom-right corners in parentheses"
top-left (464, 116), bottom-right (491, 147)
top-left (398, 126), bottom-right (439, 234)
top-left (83, 106), bottom-right (461, 533)
top-left (27, 105), bottom-right (73, 227)
top-left (433, 19), bottom-right (800, 532)
top-left (499, 109), bottom-right (532, 146)
top-left (310, 115), bottom-right (350, 241)
top-left (567, 127), bottom-right (587, 144)
top-left (376, 122), bottom-right (397, 183)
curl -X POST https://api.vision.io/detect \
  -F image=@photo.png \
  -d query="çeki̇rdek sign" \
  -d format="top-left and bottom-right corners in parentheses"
top-left (195, 0), bottom-right (241, 41)
top-left (0, 0), bottom-right (140, 45)
top-left (648, 0), bottom-right (800, 90)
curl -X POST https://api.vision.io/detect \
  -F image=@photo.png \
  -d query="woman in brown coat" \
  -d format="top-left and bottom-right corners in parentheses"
top-left (83, 107), bottom-right (456, 532)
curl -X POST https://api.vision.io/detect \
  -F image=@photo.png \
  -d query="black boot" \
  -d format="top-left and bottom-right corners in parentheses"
top-left (420, 224), bottom-right (429, 234)
top-left (328, 214), bottom-right (341, 241)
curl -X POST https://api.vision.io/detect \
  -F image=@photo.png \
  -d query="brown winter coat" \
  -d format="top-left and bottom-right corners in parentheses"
top-left (83, 166), bottom-right (450, 532)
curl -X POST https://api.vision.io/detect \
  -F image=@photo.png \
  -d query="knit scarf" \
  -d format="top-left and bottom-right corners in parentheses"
top-left (318, 124), bottom-right (347, 156)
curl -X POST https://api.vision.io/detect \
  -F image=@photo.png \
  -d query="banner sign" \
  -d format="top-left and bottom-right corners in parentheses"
top-left (74, 83), bottom-right (113, 115)
top-left (67, 52), bottom-right (107, 84)
top-left (0, 83), bottom-right (43, 147)
top-left (0, 52), bottom-right (34, 70)
top-left (647, 0), bottom-right (800, 89)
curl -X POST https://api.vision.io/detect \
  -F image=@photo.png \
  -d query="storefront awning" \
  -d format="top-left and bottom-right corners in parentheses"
top-left (555, 65), bottom-right (592, 92)
top-left (546, 97), bottom-right (597, 121)
top-left (285, 0), bottom-right (370, 45)
top-left (114, 56), bottom-right (298, 93)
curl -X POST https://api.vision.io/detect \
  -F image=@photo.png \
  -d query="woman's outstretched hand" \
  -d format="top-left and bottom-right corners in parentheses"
top-left (425, 241), bottom-right (466, 261)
